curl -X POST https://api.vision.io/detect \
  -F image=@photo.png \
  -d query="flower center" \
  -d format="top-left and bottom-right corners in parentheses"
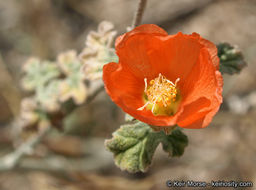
top-left (137, 73), bottom-right (181, 116)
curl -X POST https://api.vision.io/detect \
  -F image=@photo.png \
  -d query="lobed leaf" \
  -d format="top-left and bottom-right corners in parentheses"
top-left (57, 50), bottom-right (87, 105)
top-left (105, 121), bottom-right (188, 173)
top-left (57, 50), bottom-right (82, 76)
top-left (161, 128), bottom-right (188, 157)
top-left (22, 58), bottom-right (60, 91)
top-left (79, 21), bottom-right (118, 80)
top-left (36, 80), bottom-right (61, 112)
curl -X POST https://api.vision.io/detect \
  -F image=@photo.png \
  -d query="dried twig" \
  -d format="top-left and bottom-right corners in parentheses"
top-left (132, 0), bottom-right (148, 28)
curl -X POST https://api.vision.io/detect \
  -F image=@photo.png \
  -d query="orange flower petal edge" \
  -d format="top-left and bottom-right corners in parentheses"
top-left (103, 24), bottom-right (223, 129)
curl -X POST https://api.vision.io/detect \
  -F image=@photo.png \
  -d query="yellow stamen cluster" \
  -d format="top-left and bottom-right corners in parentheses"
top-left (137, 73), bottom-right (180, 114)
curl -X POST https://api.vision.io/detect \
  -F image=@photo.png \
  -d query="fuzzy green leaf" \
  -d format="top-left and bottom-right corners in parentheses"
top-left (58, 72), bottom-right (87, 105)
top-left (100, 47), bottom-right (119, 63)
top-left (217, 42), bottom-right (246, 75)
top-left (57, 50), bottom-right (82, 76)
top-left (36, 80), bottom-right (61, 112)
top-left (57, 51), bottom-right (87, 105)
top-left (22, 58), bottom-right (60, 91)
top-left (105, 121), bottom-right (188, 173)
top-left (124, 114), bottom-right (135, 122)
top-left (79, 21), bottom-right (118, 80)
top-left (105, 122), bottom-right (158, 173)
top-left (161, 128), bottom-right (188, 157)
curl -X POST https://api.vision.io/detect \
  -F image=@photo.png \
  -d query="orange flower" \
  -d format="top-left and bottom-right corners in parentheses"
top-left (103, 24), bottom-right (223, 129)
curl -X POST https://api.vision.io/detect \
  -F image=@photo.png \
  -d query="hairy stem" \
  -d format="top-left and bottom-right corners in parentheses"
top-left (132, 0), bottom-right (148, 28)
top-left (0, 138), bottom-right (112, 172)
top-left (0, 125), bottom-right (51, 171)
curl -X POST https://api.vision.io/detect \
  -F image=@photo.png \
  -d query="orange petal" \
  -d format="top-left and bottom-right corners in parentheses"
top-left (153, 33), bottom-right (203, 82)
top-left (177, 48), bottom-right (223, 128)
top-left (103, 62), bottom-right (183, 126)
top-left (115, 24), bottom-right (168, 49)
top-left (116, 32), bottom-right (204, 83)
top-left (199, 36), bottom-right (219, 70)
top-left (103, 62), bottom-right (143, 108)
top-left (103, 25), bottom-right (223, 128)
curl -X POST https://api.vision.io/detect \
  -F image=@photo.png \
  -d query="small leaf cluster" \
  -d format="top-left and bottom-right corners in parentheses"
top-left (21, 50), bottom-right (86, 113)
top-left (20, 50), bottom-right (86, 130)
top-left (217, 42), bottom-right (247, 75)
top-left (80, 21), bottom-right (118, 80)
top-left (19, 21), bottom-right (118, 130)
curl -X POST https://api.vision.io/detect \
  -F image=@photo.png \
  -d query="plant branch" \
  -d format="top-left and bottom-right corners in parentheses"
top-left (0, 125), bottom-right (51, 171)
top-left (132, 0), bottom-right (148, 28)
top-left (86, 80), bottom-right (104, 104)
top-left (0, 80), bottom-right (105, 172)
top-left (17, 138), bottom-right (113, 172)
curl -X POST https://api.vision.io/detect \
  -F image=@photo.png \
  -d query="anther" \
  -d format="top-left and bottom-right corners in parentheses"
top-left (137, 73), bottom-right (180, 114)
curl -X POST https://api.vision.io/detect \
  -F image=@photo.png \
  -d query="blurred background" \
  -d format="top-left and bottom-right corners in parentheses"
top-left (0, 0), bottom-right (256, 189)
